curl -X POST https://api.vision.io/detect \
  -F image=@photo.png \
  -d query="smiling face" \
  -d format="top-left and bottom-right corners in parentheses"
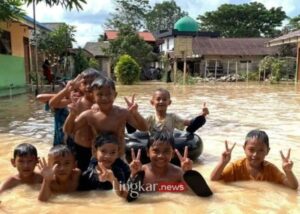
top-left (243, 137), bottom-right (270, 169)
top-left (11, 155), bottom-right (38, 178)
top-left (49, 153), bottom-right (76, 182)
top-left (150, 90), bottom-right (171, 113)
top-left (96, 143), bottom-right (118, 169)
top-left (148, 141), bottom-right (174, 169)
top-left (93, 85), bottom-right (117, 111)
top-left (80, 76), bottom-right (96, 99)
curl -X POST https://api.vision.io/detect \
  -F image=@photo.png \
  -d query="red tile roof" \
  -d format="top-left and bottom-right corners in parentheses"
top-left (104, 30), bottom-right (155, 42)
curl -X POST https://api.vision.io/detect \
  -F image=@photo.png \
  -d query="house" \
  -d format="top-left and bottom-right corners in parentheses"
top-left (156, 16), bottom-right (279, 81)
top-left (104, 30), bottom-right (156, 44)
top-left (84, 41), bottom-right (111, 77)
top-left (266, 30), bottom-right (300, 82)
top-left (83, 30), bottom-right (158, 77)
top-left (0, 15), bottom-right (51, 95)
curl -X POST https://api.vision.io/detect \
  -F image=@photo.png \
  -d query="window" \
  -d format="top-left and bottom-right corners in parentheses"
top-left (0, 30), bottom-right (12, 55)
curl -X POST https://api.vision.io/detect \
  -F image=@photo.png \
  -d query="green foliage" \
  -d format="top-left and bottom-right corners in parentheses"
top-left (35, 23), bottom-right (76, 60)
top-left (197, 2), bottom-right (286, 37)
top-left (114, 54), bottom-right (140, 85)
top-left (172, 70), bottom-right (197, 85)
top-left (88, 58), bottom-right (100, 70)
top-left (24, 0), bottom-right (86, 10)
top-left (105, 24), bottom-right (156, 68)
top-left (105, 0), bottom-right (150, 30)
top-left (146, 0), bottom-right (188, 32)
top-left (0, 0), bottom-right (25, 22)
top-left (285, 15), bottom-right (300, 31)
top-left (73, 48), bottom-right (89, 76)
top-left (259, 56), bottom-right (286, 82)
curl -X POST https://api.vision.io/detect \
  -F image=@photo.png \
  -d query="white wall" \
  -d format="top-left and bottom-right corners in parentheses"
top-left (160, 37), bottom-right (174, 53)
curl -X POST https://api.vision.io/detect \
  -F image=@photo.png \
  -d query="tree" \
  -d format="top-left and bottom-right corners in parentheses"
top-left (35, 23), bottom-right (76, 62)
top-left (145, 0), bottom-right (187, 33)
top-left (114, 54), bottom-right (140, 84)
top-left (197, 2), bottom-right (286, 37)
top-left (105, 0), bottom-right (150, 30)
top-left (283, 15), bottom-right (300, 32)
top-left (105, 24), bottom-right (156, 68)
top-left (24, 0), bottom-right (86, 10)
top-left (0, 0), bottom-right (25, 22)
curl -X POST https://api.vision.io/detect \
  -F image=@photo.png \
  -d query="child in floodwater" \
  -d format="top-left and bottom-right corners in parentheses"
top-left (210, 129), bottom-right (298, 190)
top-left (0, 143), bottom-right (42, 194)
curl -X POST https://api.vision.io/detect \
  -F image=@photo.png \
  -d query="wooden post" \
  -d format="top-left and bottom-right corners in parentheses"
top-left (214, 60), bottom-right (217, 79)
top-left (246, 61), bottom-right (249, 82)
top-left (173, 58), bottom-right (177, 83)
top-left (235, 60), bottom-right (238, 82)
top-left (204, 59), bottom-right (207, 79)
top-left (296, 44), bottom-right (300, 83)
top-left (227, 60), bottom-right (229, 76)
top-left (183, 56), bottom-right (187, 84)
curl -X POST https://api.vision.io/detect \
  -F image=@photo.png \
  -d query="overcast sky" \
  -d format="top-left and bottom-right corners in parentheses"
top-left (22, 0), bottom-right (300, 47)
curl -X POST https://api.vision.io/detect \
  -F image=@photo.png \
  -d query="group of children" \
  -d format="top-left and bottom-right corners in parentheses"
top-left (0, 68), bottom-right (298, 203)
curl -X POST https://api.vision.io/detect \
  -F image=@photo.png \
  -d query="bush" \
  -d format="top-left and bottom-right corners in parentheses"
top-left (114, 54), bottom-right (140, 85)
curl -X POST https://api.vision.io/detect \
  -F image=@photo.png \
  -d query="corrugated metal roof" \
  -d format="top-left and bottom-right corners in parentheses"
top-left (84, 41), bottom-right (109, 57)
top-left (266, 30), bottom-right (300, 46)
top-left (192, 37), bottom-right (279, 56)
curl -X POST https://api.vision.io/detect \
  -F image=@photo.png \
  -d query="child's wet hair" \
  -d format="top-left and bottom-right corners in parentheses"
top-left (48, 145), bottom-right (73, 158)
top-left (147, 130), bottom-right (175, 149)
top-left (13, 143), bottom-right (38, 159)
top-left (95, 133), bottom-right (119, 149)
top-left (244, 129), bottom-right (269, 148)
top-left (91, 77), bottom-right (116, 91)
top-left (154, 88), bottom-right (171, 98)
top-left (81, 68), bottom-right (103, 79)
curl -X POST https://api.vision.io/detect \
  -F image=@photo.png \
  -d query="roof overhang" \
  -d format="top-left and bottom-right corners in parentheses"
top-left (266, 36), bottom-right (300, 47)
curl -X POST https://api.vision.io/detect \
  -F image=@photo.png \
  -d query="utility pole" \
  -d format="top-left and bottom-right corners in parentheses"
top-left (33, 0), bottom-right (39, 95)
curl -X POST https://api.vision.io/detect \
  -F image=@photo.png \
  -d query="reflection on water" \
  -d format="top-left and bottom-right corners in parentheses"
top-left (0, 82), bottom-right (299, 213)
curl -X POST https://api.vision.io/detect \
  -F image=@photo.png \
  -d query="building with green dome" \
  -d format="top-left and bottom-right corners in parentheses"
top-left (156, 16), bottom-right (280, 83)
top-left (174, 16), bottom-right (199, 32)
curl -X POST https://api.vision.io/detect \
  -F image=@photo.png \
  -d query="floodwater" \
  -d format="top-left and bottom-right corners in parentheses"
top-left (0, 82), bottom-right (299, 214)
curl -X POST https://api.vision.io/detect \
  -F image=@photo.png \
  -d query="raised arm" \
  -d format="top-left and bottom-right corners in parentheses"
top-left (280, 149), bottom-right (298, 190)
top-left (37, 158), bottom-right (57, 202)
top-left (36, 94), bottom-right (55, 104)
top-left (125, 95), bottom-right (148, 132)
top-left (49, 74), bottom-right (82, 109)
top-left (211, 141), bottom-right (236, 181)
top-left (185, 102), bottom-right (209, 132)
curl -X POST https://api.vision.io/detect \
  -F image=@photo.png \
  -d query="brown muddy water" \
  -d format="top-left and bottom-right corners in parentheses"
top-left (0, 82), bottom-right (299, 214)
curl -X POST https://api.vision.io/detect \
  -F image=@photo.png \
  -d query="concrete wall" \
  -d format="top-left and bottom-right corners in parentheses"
top-left (161, 37), bottom-right (174, 52)
top-left (0, 54), bottom-right (26, 89)
top-left (0, 22), bottom-right (29, 57)
top-left (0, 21), bottom-right (30, 92)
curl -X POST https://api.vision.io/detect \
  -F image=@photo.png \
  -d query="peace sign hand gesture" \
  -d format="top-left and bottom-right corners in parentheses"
top-left (65, 74), bottom-right (83, 92)
top-left (37, 157), bottom-right (57, 182)
top-left (129, 149), bottom-right (142, 176)
top-left (67, 91), bottom-right (81, 114)
top-left (280, 149), bottom-right (294, 172)
top-left (202, 102), bottom-right (209, 117)
top-left (98, 162), bottom-right (115, 183)
top-left (125, 94), bottom-right (138, 114)
top-left (221, 141), bottom-right (236, 165)
top-left (175, 146), bottom-right (193, 172)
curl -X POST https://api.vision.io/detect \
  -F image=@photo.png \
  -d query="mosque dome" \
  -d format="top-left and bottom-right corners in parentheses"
top-left (174, 16), bottom-right (199, 32)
